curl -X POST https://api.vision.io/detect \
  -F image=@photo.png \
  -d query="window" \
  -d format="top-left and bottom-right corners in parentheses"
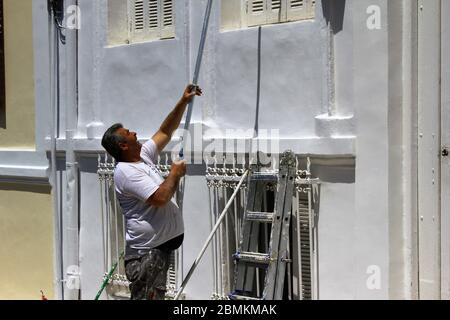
top-left (221, 0), bottom-right (315, 31)
top-left (108, 0), bottom-right (175, 46)
top-left (0, 0), bottom-right (5, 128)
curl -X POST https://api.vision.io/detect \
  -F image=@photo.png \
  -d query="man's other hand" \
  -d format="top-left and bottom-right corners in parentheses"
top-left (182, 84), bottom-right (203, 103)
top-left (171, 160), bottom-right (187, 178)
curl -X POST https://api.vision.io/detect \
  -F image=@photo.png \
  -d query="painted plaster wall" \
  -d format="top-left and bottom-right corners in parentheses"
top-left (417, 0), bottom-right (441, 299)
top-left (24, 0), bottom-right (422, 300)
top-left (0, 0), bottom-right (54, 301)
top-left (440, 0), bottom-right (450, 300)
top-left (75, 0), bottom-right (377, 300)
top-left (78, 0), bottom-right (189, 140)
top-left (0, 183), bottom-right (54, 300)
top-left (353, 0), bottom-right (390, 299)
top-left (352, 0), bottom-right (414, 299)
top-left (75, 0), bottom-right (355, 150)
top-left (0, 0), bottom-right (36, 148)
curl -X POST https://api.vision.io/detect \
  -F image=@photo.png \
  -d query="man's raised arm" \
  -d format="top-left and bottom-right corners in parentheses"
top-left (152, 85), bottom-right (202, 153)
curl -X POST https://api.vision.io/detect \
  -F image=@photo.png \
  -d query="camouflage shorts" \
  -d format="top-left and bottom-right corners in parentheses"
top-left (125, 249), bottom-right (170, 300)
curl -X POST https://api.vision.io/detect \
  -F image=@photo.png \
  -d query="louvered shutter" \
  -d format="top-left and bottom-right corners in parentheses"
top-left (146, 0), bottom-right (160, 39)
top-left (266, 0), bottom-right (284, 24)
top-left (160, 0), bottom-right (174, 39)
top-left (309, 0), bottom-right (316, 17)
top-left (148, 0), bottom-right (158, 29)
top-left (129, 0), bottom-right (174, 43)
top-left (296, 190), bottom-right (314, 300)
top-left (286, 0), bottom-right (312, 21)
top-left (130, 0), bottom-right (147, 42)
top-left (247, 0), bottom-right (267, 27)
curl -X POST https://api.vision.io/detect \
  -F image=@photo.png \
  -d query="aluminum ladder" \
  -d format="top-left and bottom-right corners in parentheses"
top-left (230, 151), bottom-right (297, 300)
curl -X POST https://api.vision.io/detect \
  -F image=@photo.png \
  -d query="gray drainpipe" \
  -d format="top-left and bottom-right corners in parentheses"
top-left (47, 0), bottom-right (64, 300)
top-left (63, 0), bottom-right (80, 300)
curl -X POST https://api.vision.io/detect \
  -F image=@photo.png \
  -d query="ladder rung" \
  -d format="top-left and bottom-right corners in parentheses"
top-left (233, 252), bottom-right (272, 265)
top-left (229, 294), bottom-right (261, 301)
top-left (245, 211), bottom-right (274, 223)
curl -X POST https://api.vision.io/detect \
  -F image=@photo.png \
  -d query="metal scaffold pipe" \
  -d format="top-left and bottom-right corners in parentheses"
top-left (174, 170), bottom-right (249, 300)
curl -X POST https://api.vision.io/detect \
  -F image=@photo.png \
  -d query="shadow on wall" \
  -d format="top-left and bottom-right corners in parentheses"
top-left (322, 0), bottom-right (346, 34)
top-left (79, 152), bottom-right (207, 177)
top-left (301, 156), bottom-right (355, 184)
top-left (0, 182), bottom-right (51, 194)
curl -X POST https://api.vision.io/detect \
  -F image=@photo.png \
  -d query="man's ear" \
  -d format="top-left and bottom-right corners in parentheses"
top-left (119, 142), bottom-right (128, 151)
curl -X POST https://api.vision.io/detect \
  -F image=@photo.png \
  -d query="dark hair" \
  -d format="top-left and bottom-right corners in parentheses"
top-left (101, 123), bottom-right (126, 162)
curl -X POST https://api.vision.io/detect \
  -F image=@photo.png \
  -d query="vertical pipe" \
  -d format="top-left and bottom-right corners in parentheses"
top-left (122, 202), bottom-right (126, 270)
top-left (254, 26), bottom-right (262, 140)
top-left (98, 157), bottom-right (107, 278)
top-left (223, 185), bottom-right (230, 296)
top-left (48, 2), bottom-right (64, 298)
top-left (308, 186), bottom-right (315, 300)
top-left (104, 158), bottom-right (111, 273)
top-left (63, 0), bottom-right (80, 300)
top-left (207, 185), bottom-right (217, 298)
top-left (233, 157), bottom-right (239, 249)
top-left (217, 186), bottom-right (223, 297)
top-left (233, 191), bottom-right (239, 249)
top-left (327, 20), bottom-right (336, 116)
top-left (287, 233), bottom-right (292, 300)
top-left (296, 189), bottom-right (302, 299)
top-left (113, 175), bottom-right (120, 275)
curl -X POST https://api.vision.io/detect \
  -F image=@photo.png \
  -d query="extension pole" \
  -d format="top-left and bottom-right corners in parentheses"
top-left (94, 251), bottom-right (124, 300)
top-left (179, 0), bottom-right (214, 159)
top-left (174, 170), bottom-right (249, 300)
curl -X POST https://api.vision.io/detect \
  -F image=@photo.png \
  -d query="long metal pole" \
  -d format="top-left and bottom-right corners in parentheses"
top-left (174, 170), bottom-right (249, 300)
top-left (48, 3), bottom-right (64, 300)
top-left (179, 0), bottom-right (214, 159)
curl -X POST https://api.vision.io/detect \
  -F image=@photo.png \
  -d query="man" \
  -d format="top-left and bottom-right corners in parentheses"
top-left (101, 84), bottom-right (202, 300)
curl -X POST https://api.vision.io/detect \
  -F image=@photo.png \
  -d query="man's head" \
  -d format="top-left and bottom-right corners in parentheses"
top-left (101, 123), bottom-right (142, 162)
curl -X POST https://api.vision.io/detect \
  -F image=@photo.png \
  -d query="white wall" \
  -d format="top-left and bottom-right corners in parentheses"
top-left (28, 0), bottom-right (434, 300)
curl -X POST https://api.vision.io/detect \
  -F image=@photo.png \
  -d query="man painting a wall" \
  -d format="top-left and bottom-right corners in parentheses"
top-left (101, 84), bottom-right (202, 300)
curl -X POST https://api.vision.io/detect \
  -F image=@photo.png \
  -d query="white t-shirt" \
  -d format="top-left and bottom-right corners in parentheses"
top-left (114, 139), bottom-right (184, 257)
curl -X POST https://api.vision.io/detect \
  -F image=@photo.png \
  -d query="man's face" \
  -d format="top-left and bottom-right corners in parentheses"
top-left (116, 127), bottom-right (142, 153)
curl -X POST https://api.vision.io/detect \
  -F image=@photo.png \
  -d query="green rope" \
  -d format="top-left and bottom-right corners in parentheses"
top-left (95, 251), bottom-right (125, 300)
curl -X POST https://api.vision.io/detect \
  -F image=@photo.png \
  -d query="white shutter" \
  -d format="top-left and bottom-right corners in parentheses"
top-left (221, 0), bottom-right (243, 31)
top-left (148, 0), bottom-right (158, 29)
top-left (130, 0), bottom-right (147, 43)
top-left (147, 0), bottom-right (160, 39)
top-left (129, 0), bottom-right (174, 43)
top-left (247, 0), bottom-right (267, 27)
top-left (160, 0), bottom-right (175, 39)
top-left (134, 0), bottom-right (145, 30)
top-left (309, 0), bottom-right (316, 18)
top-left (286, 0), bottom-right (314, 21)
top-left (266, 0), bottom-right (284, 24)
